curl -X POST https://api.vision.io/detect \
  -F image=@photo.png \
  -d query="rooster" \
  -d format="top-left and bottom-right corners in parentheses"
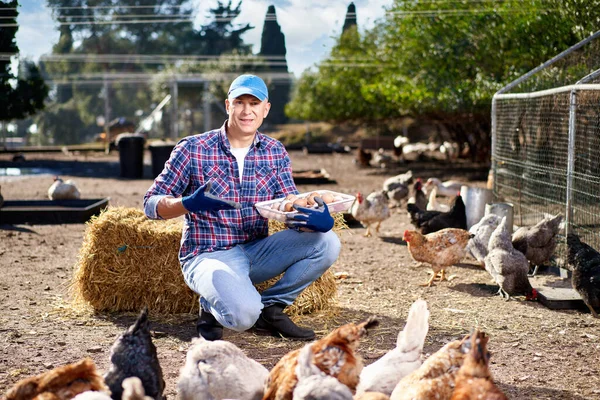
top-left (403, 228), bottom-right (473, 287)
top-left (177, 336), bottom-right (269, 400)
top-left (450, 330), bottom-right (508, 400)
top-left (566, 233), bottom-right (600, 318)
top-left (350, 191), bottom-right (391, 237)
top-left (3, 358), bottom-right (109, 400)
top-left (485, 217), bottom-right (538, 301)
top-left (263, 317), bottom-right (379, 400)
top-left (512, 214), bottom-right (563, 276)
top-left (357, 300), bottom-right (429, 396)
top-left (390, 335), bottom-right (470, 400)
top-left (48, 176), bottom-right (81, 200)
top-left (104, 307), bottom-right (165, 400)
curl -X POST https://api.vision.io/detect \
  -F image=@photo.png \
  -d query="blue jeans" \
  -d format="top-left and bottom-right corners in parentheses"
top-left (181, 229), bottom-right (341, 332)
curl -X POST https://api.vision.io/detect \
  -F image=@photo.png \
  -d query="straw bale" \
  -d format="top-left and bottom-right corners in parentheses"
top-left (71, 207), bottom-right (346, 317)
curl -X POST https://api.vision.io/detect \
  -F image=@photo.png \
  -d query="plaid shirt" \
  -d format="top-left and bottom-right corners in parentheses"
top-left (144, 122), bottom-right (298, 263)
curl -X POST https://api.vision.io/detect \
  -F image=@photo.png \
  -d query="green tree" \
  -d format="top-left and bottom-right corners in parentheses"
top-left (288, 0), bottom-right (600, 159)
top-left (0, 0), bottom-right (48, 123)
top-left (40, 0), bottom-right (255, 144)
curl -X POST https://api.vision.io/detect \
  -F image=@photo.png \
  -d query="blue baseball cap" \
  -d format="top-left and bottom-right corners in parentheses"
top-left (227, 74), bottom-right (269, 101)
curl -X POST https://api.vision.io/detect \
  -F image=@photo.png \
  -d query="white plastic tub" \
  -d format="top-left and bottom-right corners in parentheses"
top-left (255, 190), bottom-right (356, 222)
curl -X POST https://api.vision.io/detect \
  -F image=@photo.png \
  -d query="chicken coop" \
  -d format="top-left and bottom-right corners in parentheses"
top-left (491, 30), bottom-right (600, 263)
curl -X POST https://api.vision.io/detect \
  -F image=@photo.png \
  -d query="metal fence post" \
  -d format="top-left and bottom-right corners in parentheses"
top-left (491, 94), bottom-right (498, 197)
top-left (564, 88), bottom-right (577, 272)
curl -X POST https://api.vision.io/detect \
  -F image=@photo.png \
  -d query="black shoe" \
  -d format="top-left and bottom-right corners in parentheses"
top-left (254, 304), bottom-right (316, 340)
top-left (196, 309), bottom-right (223, 341)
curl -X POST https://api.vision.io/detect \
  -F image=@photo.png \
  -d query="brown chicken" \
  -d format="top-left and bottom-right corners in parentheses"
top-left (3, 358), bottom-right (109, 400)
top-left (263, 317), bottom-right (379, 400)
top-left (390, 335), bottom-right (470, 400)
top-left (450, 331), bottom-right (508, 400)
top-left (403, 228), bottom-right (474, 286)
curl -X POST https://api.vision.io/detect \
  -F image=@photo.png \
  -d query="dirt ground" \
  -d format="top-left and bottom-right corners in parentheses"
top-left (1, 149), bottom-right (599, 399)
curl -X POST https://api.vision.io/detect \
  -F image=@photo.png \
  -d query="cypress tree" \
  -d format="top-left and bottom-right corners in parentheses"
top-left (342, 2), bottom-right (357, 34)
top-left (259, 5), bottom-right (290, 125)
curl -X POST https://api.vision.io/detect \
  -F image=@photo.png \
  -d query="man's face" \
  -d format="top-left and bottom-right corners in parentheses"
top-left (225, 94), bottom-right (271, 136)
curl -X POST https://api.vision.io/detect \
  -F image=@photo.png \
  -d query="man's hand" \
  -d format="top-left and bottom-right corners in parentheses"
top-left (286, 197), bottom-right (334, 233)
top-left (181, 181), bottom-right (241, 213)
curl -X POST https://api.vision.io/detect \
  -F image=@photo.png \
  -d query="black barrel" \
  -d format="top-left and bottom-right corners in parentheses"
top-left (149, 143), bottom-right (175, 178)
top-left (117, 134), bottom-right (146, 179)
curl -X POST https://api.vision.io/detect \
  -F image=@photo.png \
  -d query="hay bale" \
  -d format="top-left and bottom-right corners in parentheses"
top-left (71, 207), bottom-right (196, 314)
top-left (71, 207), bottom-right (346, 317)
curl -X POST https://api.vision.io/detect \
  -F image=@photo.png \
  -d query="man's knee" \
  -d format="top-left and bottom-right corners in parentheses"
top-left (222, 298), bottom-right (263, 332)
top-left (320, 231), bottom-right (341, 266)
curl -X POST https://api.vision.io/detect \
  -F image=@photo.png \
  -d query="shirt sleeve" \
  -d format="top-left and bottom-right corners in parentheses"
top-left (143, 139), bottom-right (192, 219)
top-left (277, 147), bottom-right (298, 197)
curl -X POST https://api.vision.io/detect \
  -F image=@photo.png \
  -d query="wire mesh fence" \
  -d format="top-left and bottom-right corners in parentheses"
top-left (492, 31), bottom-right (600, 263)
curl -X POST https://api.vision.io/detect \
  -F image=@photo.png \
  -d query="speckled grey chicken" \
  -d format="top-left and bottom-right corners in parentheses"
top-left (466, 214), bottom-right (501, 266)
top-left (566, 233), bottom-right (600, 318)
top-left (383, 170), bottom-right (413, 207)
top-left (104, 307), bottom-right (165, 400)
top-left (512, 214), bottom-right (563, 276)
top-left (357, 300), bottom-right (429, 396)
top-left (350, 191), bottom-right (391, 237)
top-left (484, 217), bottom-right (538, 301)
top-left (177, 336), bottom-right (269, 400)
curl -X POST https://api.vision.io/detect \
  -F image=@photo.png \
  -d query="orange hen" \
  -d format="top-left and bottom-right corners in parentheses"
top-left (450, 331), bottom-right (508, 400)
top-left (263, 317), bottom-right (379, 400)
top-left (403, 228), bottom-right (473, 286)
top-left (390, 335), bottom-right (470, 400)
top-left (3, 358), bottom-right (109, 400)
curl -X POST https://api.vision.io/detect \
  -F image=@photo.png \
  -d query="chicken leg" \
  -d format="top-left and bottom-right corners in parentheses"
top-left (364, 225), bottom-right (372, 237)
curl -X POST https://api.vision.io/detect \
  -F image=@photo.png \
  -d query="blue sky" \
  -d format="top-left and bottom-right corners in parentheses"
top-left (16, 0), bottom-right (393, 77)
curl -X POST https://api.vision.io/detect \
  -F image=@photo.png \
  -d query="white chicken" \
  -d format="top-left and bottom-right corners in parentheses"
top-left (350, 191), bottom-right (391, 237)
top-left (424, 178), bottom-right (463, 197)
top-left (48, 176), bottom-right (81, 200)
top-left (357, 299), bottom-right (429, 396)
top-left (426, 187), bottom-right (450, 212)
top-left (177, 336), bottom-right (269, 400)
top-left (465, 214), bottom-right (501, 266)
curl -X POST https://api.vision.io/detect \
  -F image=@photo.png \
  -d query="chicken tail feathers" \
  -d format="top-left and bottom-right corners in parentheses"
top-left (396, 299), bottom-right (429, 352)
top-left (129, 306), bottom-right (149, 335)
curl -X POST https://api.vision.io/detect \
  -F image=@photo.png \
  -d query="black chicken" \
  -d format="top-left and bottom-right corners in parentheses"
top-left (407, 194), bottom-right (467, 235)
top-left (566, 234), bottom-right (600, 318)
top-left (104, 307), bottom-right (165, 400)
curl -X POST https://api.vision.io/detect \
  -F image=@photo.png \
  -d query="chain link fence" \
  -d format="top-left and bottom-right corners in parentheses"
top-left (491, 31), bottom-right (600, 263)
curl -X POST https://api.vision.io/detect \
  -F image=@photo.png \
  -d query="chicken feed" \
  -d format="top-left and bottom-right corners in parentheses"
top-left (70, 206), bottom-right (345, 317)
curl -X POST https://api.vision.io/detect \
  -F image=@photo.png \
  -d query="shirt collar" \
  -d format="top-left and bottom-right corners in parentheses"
top-left (219, 120), bottom-right (263, 152)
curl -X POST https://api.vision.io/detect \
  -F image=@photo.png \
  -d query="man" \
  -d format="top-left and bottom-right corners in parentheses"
top-left (143, 74), bottom-right (340, 341)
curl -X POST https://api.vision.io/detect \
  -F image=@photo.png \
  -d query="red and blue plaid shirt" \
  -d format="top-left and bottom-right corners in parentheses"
top-left (144, 122), bottom-right (298, 263)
